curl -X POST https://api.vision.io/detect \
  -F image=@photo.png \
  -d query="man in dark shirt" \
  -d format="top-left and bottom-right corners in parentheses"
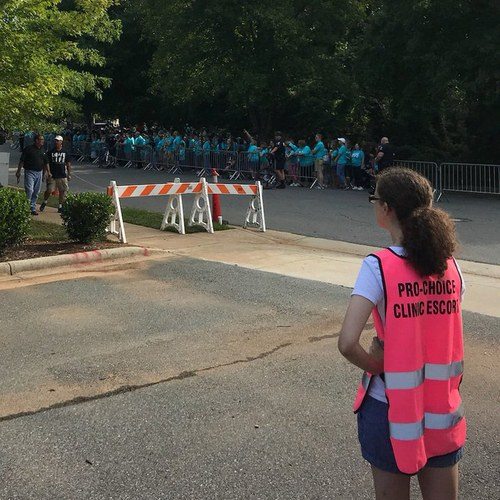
top-left (375, 137), bottom-right (395, 172)
top-left (271, 131), bottom-right (286, 188)
top-left (40, 135), bottom-right (72, 213)
top-left (16, 134), bottom-right (48, 215)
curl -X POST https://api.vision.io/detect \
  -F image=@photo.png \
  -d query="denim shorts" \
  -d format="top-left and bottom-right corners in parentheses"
top-left (357, 396), bottom-right (463, 474)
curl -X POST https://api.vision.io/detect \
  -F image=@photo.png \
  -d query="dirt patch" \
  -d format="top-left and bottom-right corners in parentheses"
top-left (0, 240), bottom-right (122, 263)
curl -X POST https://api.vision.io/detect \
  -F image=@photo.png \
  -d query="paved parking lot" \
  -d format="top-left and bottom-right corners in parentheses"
top-left (0, 258), bottom-right (498, 499)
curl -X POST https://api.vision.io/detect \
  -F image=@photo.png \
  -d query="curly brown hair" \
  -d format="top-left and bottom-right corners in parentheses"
top-left (377, 168), bottom-right (457, 277)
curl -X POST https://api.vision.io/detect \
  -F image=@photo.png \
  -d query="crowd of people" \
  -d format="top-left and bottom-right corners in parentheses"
top-left (10, 126), bottom-right (396, 192)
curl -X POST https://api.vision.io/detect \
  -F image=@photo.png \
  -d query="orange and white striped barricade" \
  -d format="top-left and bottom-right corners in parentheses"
top-left (107, 179), bottom-right (212, 242)
top-left (207, 181), bottom-right (266, 232)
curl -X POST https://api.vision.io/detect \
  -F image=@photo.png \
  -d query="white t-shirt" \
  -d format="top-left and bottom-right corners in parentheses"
top-left (351, 246), bottom-right (465, 403)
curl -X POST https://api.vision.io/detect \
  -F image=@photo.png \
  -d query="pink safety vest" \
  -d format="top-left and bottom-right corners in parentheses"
top-left (353, 248), bottom-right (466, 474)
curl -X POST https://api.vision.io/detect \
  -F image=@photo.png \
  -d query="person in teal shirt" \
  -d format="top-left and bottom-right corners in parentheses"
top-left (349, 143), bottom-right (365, 190)
top-left (123, 132), bottom-right (135, 161)
top-left (246, 139), bottom-right (259, 177)
top-left (312, 134), bottom-right (327, 189)
top-left (292, 140), bottom-right (313, 185)
top-left (335, 138), bottom-right (349, 188)
top-left (134, 132), bottom-right (146, 147)
top-left (172, 131), bottom-right (181, 150)
top-left (203, 137), bottom-right (211, 169)
top-left (134, 131), bottom-right (147, 168)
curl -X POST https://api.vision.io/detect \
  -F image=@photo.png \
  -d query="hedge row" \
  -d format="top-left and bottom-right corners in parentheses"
top-left (0, 188), bottom-right (114, 254)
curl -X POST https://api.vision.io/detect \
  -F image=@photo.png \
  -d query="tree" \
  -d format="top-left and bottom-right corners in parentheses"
top-left (137, 0), bottom-right (366, 136)
top-left (354, 0), bottom-right (500, 161)
top-left (0, 0), bottom-right (121, 130)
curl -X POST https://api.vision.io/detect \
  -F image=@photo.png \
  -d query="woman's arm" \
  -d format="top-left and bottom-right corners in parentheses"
top-left (338, 295), bottom-right (384, 374)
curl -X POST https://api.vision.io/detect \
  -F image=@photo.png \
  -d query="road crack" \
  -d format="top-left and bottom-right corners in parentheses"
top-left (0, 342), bottom-right (293, 423)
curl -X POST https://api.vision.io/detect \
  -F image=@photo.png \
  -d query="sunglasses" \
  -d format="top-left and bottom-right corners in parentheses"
top-left (368, 195), bottom-right (382, 204)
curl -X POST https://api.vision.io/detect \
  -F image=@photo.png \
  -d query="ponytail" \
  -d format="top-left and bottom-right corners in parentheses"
top-left (402, 207), bottom-right (457, 277)
top-left (377, 168), bottom-right (458, 277)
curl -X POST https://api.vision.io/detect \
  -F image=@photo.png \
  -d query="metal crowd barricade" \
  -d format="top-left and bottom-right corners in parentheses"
top-left (113, 143), bottom-right (133, 168)
top-left (294, 156), bottom-right (316, 186)
top-left (70, 140), bottom-right (88, 162)
top-left (234, 151), bottom-right (258, 180)
top-left (440, 163), bottom-right (499, 196)
top-left (392, 160), bottom-right (442, 200)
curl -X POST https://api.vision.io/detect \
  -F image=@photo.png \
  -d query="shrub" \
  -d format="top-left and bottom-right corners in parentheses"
top-left (60, 192), bottom-right (114, 243)
top-left (0, 187), bottom-right (31, 254)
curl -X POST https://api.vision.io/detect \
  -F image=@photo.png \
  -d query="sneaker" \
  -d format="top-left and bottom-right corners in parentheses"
top-left (357, 186), bottom-right (364, 191)
top-left (31, 210), bottom-right (39, 216)
top-left (39, 202), bottom-right (47, 212)
top-left (57, 206), bottom-right (63, 213)
top-left (314, 184), bottom-right (323, 190)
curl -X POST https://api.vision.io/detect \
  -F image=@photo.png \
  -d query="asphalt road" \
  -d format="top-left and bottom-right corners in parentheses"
top-left (0, 259), bottom-right (498, 499)
top-left (4, 145), bottom-right (500, 265)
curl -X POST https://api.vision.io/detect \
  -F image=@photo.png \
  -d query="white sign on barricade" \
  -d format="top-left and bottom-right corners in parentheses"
top-left (107, 178), bottom-right (266, 243)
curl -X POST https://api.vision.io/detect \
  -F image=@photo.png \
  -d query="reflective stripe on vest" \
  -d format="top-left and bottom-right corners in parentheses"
top-left (389, 404), bottom-right (465, 440)
top-left (385, 360), bottom-right (464, 389)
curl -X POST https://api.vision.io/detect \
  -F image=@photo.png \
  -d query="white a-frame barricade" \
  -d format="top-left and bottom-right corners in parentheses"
top-left (206, 181), bottom-right (266, 232)
top-left (189, 177), bottom-right (214, 234)
top-left (107, 178), bottom-right (265, 242)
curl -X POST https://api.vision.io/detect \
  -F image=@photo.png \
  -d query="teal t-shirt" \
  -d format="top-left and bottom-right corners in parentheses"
top-left (337, 145), bottom-right (348, 165)
top-left (298, 146), bottom-right (313, 166)
top-left (313, 141), bottom-right (326, 160)
top-left (123, 137), bottom-right (135, 153)
top-left (247, 144), bottom-right (259, 162)
top-left (351, 149), bottom-right (364, 167)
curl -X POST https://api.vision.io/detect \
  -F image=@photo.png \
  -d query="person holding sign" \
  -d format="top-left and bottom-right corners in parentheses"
top-left (339, 168), bottom-right (465, 500)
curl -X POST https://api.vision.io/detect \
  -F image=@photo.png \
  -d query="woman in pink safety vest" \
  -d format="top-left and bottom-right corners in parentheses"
top-left (339, 168), bottom-right (465, 500)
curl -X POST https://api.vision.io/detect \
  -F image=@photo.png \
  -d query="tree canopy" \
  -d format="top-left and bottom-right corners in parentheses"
top-left (1, 0), bottom-right (498, 161)
top-left (0, 0), bottom-right (120, 130)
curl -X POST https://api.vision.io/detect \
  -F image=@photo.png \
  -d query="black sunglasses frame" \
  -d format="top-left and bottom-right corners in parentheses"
top-left (368, 195), bottom-right (382, 204)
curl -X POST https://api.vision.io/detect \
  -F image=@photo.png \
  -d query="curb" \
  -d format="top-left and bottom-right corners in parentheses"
top-left (0, 246), bottom-right (152, 276)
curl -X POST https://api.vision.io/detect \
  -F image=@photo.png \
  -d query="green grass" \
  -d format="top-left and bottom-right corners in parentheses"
top-left (29, 219), bottom-right (68, 242)
top-left (121, 206), bottom-right (232, 233)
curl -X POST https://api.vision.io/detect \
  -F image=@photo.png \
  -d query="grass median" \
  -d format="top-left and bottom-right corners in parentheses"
top-left (121, 206), bottom-right (231, 233)
top-left (37, 193), bottom-right (231, 233)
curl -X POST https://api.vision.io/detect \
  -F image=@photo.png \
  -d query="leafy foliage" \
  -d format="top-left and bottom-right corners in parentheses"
top-left (0, 187), bottom-right (31, 254)
top-left (120, 0), bottom-right (498, 161)
top-left (0, 0), bottom-right (121, 130)
top-left (60, 192), bottom-right (114, 243)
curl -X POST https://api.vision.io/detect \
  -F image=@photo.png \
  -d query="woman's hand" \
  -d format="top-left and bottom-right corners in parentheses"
top-left (368, 337), bottom-right (384, 374)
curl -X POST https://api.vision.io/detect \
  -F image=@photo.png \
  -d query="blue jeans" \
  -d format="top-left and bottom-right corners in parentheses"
top-left (337, 163), bottom-right (346, 185)
top-left (24, 169), bottom-right (42, 212)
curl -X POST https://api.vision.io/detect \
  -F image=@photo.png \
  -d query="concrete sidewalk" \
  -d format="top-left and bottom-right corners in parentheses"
top-left (37, 208), bottom-right (500, 317)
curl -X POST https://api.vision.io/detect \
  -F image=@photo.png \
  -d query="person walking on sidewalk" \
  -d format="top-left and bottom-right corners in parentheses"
top-left (16, 134), bottom-right (48, 215)
top-left (338, 168), bottom-right (465, 500)
top-left (40, 135), bottom-right (72, 213)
